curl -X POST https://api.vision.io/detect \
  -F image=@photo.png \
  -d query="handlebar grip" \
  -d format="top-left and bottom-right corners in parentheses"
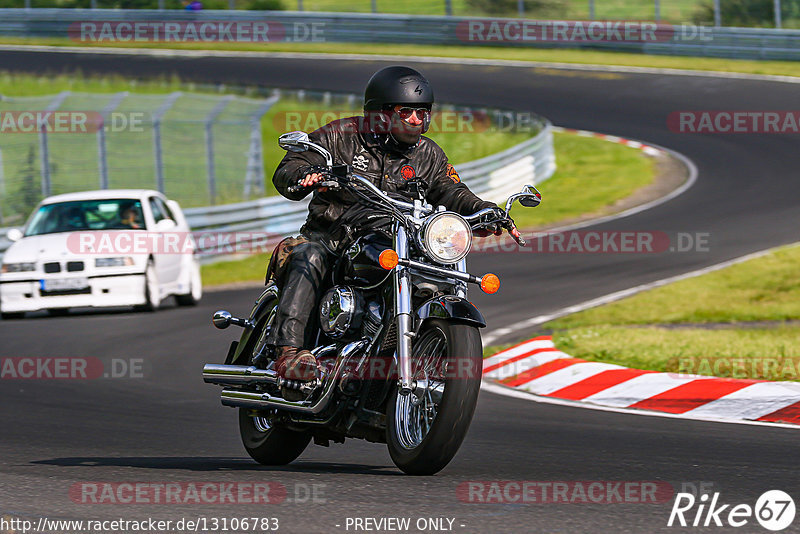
top-left (510, 226), bottom-right (527, 247)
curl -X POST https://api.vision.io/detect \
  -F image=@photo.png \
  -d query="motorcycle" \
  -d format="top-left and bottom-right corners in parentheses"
top-left (202, 131), bottom-right (541, 475)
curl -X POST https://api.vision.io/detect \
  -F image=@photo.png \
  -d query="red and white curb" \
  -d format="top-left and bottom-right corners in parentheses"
top-left (483, 336), bottom-right (800, 426)
top-left (552, 125), bottom-right (663, 156)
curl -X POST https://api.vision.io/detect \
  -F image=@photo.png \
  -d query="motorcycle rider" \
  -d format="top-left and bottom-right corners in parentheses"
top-left (268, 65), bottom-right (515, 388)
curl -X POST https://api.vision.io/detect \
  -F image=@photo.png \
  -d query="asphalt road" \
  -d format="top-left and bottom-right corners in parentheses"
top-left (1, 50), bottom-right (799, 533)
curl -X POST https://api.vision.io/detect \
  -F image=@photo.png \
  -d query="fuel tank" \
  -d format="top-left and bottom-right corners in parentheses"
top-left (336, 230), bottom-right (394, 288)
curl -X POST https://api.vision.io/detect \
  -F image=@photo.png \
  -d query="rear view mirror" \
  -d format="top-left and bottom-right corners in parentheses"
top-left (278, 131), bottom-right (334, 166)
top-left (279, 131), bottom-right (310, 153)
top-left (6, 228), bottom-right (23, 242)
top-left (505, 185), bottom-right (542, 213)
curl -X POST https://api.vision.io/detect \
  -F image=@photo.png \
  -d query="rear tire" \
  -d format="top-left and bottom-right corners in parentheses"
top-left (238, 409), bottom-right (311, 465)
top-left (386, 319), bottom-right (483, 475)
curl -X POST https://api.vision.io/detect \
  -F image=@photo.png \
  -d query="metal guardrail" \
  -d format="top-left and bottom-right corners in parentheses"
top-left (0, 121), bottom-right (556, 263)
top-left (2, 9), bottom-right (800, 60)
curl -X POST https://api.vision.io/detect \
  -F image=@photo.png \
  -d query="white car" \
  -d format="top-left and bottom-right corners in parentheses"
top-left (0, 189), bottom-right (202, 319)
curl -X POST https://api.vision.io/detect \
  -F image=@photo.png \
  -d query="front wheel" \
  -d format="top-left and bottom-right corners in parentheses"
top-left (176, 261), bottom-right (202, 306)
top-left (386, 319), bottom-right (483, 475)
top-left (238, 409), bottom-right (311, 465)
top-left (134, 261), bottom-right (160, 312)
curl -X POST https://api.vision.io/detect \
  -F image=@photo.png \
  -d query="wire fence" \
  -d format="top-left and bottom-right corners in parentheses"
top-left (0, 90), bottom-right (276, 226)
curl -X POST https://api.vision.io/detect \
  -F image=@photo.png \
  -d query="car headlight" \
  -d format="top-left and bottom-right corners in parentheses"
top-left (419, 212), bottom-right (472, 264)
top-left (95, 257), bottom-right (134, 268)
top-left (1, 262), bottom-right (36, 273)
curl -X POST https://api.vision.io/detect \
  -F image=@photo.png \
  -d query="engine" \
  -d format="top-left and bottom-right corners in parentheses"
top-left (319, 286), bottom-right (384, 342)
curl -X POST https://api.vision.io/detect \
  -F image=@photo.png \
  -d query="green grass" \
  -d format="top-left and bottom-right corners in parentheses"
top-left (547, 244), bottom-right (800, 328)
top-left (483, 244), bottom-right (800, 381)
top-left (4, 37), bottom-right (800, 79)
top-left (509, 131), bottom-right (655, 229)
top-left (201, 251), bottom-right (271, 286)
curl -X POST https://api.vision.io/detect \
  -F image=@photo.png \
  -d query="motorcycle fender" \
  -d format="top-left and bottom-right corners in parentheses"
top-left (230, 285), bottom-right (280, 365)
top-left (414, 295), bottom-right (486, 329)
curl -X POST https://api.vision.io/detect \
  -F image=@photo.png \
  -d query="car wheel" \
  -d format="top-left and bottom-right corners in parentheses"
top-left (176, 261), bottom-right (202, 306)
top-left (1, 312), bottom-right (24, 320)
top-left (134, 261), bottom-right (160, 312)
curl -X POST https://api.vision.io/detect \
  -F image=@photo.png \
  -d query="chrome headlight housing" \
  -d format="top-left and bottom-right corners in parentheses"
top-left (418, 212), bottom-right (472, 264)
top-left (1, 262), bottom-right (36, 274)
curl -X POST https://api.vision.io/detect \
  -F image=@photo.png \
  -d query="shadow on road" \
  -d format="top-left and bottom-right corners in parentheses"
top-left (32, 456), bottom-right (401, 475)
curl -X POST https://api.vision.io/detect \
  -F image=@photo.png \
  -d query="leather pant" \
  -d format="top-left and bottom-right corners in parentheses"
top-left (266, 239), bottom-right (331, 349)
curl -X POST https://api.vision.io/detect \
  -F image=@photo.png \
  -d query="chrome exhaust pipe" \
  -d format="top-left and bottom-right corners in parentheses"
top-left (203, 364), bottom-right (278, 386)
top-left (218, 340), bottom-right (368, 415)
top-left (221, 388), bottom-right (332, 414)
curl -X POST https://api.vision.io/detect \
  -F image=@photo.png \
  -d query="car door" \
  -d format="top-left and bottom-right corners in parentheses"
top-left (148, 196), bottom-right (182, 288)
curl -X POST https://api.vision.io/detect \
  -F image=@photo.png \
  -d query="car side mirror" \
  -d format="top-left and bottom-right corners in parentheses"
top-left (6, 228), bottom-right (23, 242)
top-left (155, 218), bottom-right (177, 231)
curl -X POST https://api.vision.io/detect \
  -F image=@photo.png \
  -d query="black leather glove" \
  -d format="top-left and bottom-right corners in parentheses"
top-left (473, 206), bottom-right (507, 237)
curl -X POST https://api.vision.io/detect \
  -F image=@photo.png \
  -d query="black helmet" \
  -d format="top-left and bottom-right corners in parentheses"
top-left (363, 66), bottom-right (434, 112)
top-left (363, 66), bottom-right (434, 152)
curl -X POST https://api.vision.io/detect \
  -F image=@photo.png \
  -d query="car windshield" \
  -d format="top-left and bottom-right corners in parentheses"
top-left (25, 199), bottom-right (146, 236)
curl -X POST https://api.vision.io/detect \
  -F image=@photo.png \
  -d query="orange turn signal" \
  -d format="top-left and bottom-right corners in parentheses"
top-left (480, 273), bottom-right (500, 294)
top-left (379, 249), bottom-right (399, 270)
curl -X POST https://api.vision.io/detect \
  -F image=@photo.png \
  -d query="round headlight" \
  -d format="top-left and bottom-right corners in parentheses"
top-left (420, 212), bottom-right (472, 264)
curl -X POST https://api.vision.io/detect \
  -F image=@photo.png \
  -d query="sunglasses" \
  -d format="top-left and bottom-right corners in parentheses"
top-left (392, 106), bottom-right (431, 121)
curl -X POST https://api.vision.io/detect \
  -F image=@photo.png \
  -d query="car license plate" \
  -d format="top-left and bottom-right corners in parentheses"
top-left (41, 278), bottom-right (90, 291)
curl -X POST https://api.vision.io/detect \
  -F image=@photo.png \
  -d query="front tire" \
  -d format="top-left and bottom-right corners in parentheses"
top-left (238, 409), bottom-right (311, 465)
top-left (134, 261), bottom-right (160, 312)
top-left (176, 261), bottom-right (202, 306)
top-left (386, 319), bottom-right (483, 475)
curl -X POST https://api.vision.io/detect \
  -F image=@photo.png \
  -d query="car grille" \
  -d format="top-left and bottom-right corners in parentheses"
top-left (40, 288), bottom-right (91, 297)
top-left (44, 262), bottom-right (61, 273)
top-left (66, 261), bottom-right (84, 272)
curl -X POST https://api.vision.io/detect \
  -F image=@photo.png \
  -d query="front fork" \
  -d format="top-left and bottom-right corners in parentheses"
top-left (393, 224), bottom-right (469, 395)
top-left (394, 224), bottom-right (414, 395)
